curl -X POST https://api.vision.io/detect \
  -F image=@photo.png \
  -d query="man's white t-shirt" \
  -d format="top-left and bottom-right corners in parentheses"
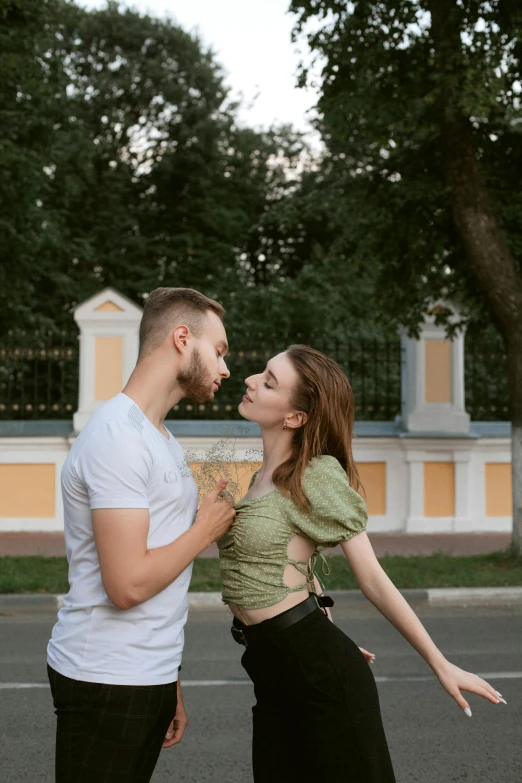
top-left (47, 393), bottom-right (199, 686)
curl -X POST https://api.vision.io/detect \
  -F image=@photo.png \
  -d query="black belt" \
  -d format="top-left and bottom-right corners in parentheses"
top-left (231, 593), bottom-right (334, 646)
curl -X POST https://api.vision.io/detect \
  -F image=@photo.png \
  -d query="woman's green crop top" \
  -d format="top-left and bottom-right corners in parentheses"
top-left (217, 455), bottom-right (368, 609)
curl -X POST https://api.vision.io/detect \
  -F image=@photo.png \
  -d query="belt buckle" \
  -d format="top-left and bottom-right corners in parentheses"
top-left (231, 624), bottom-right (247, 647)
top-left (318, 594), bottom-right (334, 608)
top-left (311, 592), bottom-right (334, 616)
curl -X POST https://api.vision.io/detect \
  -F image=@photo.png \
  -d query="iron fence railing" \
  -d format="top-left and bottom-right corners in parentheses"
top-left (464, 331), bottom-right (510, 421)
top-left (0, 329), bottom-right (79, 420)
top-left (167, 335), bottom-right (403, 421)
top-left (0, 327), bottom-right (511, 422)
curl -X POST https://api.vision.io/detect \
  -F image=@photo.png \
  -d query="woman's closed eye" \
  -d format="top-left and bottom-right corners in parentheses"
top-left (263, 382), bottom-right (272, 389)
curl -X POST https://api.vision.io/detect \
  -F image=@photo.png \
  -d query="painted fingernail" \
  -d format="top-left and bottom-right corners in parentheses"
top-left (498, 698), bottom-right (507, 705)
top-left (464, 707), bottom-right (472, 717)
top-left (495, 691), bottom-right (504, 699)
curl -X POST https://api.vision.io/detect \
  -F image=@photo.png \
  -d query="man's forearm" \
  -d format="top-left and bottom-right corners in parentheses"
top-left (95, 480), bottom-right (234, 610)
top-left (118, 525), bottom-right (212, 609)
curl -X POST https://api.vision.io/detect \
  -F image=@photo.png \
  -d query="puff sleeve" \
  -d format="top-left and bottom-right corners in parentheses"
top-left (289, 455), bottom-right (367, 546)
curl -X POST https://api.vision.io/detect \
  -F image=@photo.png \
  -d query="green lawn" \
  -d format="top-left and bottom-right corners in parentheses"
top-left (1, 551), bottom-right (521, 595)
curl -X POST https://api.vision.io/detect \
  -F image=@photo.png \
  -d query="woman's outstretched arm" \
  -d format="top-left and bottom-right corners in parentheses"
top-left (340, 532), bottom-right (506, 716)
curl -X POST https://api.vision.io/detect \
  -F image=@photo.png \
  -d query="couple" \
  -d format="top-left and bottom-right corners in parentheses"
top-left (47, 287), bottom-right (504, 782)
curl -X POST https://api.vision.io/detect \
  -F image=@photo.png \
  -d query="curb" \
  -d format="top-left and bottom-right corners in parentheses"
top-left (0, 593), bottom-right (61, 613)
top-left (1, 587), bottom-right (521, 614)
top-left (426, 586), bottom-right (522, 606)
top-left (186, 587), bottom-right (522, 609)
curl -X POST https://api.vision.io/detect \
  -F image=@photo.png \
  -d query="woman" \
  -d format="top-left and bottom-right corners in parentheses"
top-left (218, 345), bottom-right (506, 782)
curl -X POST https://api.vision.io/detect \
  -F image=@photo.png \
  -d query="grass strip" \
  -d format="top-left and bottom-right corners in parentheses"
top-left (0, 551), bottom-right (521, 595)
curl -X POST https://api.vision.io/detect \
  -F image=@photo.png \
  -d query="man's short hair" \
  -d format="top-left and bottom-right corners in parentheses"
top-left (138, 287), bottom-right (225, 358)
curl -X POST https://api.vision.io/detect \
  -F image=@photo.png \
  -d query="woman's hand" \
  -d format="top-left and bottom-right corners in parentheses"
top-left (434, 659), bottom-right (507, 716)
top-left (359, 647), bottom-right (375, 665)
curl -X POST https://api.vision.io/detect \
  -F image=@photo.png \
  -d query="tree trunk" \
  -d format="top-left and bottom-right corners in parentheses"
top-left (507, 335), bottom-right (522, 553)
top-left (428, 0), bottom-right (522, 552)
top-left (512, 424), bottom-right (522, 553)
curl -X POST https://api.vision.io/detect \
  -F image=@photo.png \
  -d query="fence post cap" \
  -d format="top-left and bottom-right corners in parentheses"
top-left (73, 287), bottom-right (143, 324)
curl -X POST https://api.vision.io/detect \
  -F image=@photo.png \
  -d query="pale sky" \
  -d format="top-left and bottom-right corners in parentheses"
top-left (77, 0), bottom-right (319, 139)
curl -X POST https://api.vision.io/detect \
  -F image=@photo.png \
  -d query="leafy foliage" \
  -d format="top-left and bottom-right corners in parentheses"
top-left (0, 1), bottom-right (314, 339)
top-left (288, 0), bottom-right (522, 333)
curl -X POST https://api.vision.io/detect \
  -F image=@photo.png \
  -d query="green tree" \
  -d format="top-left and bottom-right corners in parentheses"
top-left (0, 0), bottom-right (71, 331)
top-left (7, 0), bottom-right (241, 327)
top-left (290, 0), bottom-right (522, 550)
top-left (1, 1), bottom-right (310, 335)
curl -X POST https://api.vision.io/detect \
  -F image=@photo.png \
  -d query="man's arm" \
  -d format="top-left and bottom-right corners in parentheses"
top-left (162, 678), bottom-right (188, 749)
top-left (93, 478), bottom-right (234, 610)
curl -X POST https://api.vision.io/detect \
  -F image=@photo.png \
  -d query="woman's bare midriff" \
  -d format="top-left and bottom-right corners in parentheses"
top-left (228, 589), bottom-right (312, 626)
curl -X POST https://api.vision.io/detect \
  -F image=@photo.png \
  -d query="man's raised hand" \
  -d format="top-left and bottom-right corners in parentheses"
top-left (194, 478), bottom-right (236, 546)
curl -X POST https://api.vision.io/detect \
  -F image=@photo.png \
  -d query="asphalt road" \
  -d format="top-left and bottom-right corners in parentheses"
top-left (1, 598), bottom-right (521, 783)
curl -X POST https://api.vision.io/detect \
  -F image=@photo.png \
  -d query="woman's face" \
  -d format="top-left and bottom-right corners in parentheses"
top-left (238, 352), bottom-right (302, 428)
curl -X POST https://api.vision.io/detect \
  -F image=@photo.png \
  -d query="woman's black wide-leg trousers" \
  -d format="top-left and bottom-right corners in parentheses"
top-left (239, 607), bottom-right (397, 783)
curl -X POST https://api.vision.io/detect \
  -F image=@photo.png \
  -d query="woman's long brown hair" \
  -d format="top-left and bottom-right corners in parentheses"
top-left (272, 345), bottom-right (362, 510)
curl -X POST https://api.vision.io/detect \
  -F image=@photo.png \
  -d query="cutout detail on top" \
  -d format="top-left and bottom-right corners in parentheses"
top-left (283, 535), bottom-right (316, 589)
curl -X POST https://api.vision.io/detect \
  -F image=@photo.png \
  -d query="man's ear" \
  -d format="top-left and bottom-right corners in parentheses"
top-left (172, 325), bottom-right (190, 354)
top-left (285, 411), bottom-right (308, 430)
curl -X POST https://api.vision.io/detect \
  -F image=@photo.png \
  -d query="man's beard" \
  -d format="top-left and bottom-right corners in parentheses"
top-left (178, 348), bottom-right (215, 405)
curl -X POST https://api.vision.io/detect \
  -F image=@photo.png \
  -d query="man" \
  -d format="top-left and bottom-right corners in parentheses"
top-left (47, 287), bottom-right (236, 782)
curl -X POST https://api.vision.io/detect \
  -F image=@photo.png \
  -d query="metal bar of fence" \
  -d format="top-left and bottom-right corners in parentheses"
top-left (59, 331), bottom-right (66, 417)
top-left (385, 341), bottom-right (390, 419)
top-left (46, 333), bottom-right (52, 415)
top-left (20, 336), bottom-right (25, 417)
top-left (372, 339), bottom-right (378, 418)
top-left (360, 340), bottom-right (366, 416)
top-left (33, 341), bottom-right (38, 419)
top-left (467, 336), bottom-right (475, 418)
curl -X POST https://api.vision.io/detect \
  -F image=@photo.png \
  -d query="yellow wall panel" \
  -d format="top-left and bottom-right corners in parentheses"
top-left (0, 464), bottom-right (55, 517)
top-left (358, 462), bottom-right (386, 515)
top-left (95, 301), bottom-right (123, 312)
top-left (95, 336), bottom-right (124, 401)
top-left (425, 339), bottom-right (452, 403)
top-left (485, 463), bottom-right (512, 517)
top-left (424, 462), bottom-right (454, 517)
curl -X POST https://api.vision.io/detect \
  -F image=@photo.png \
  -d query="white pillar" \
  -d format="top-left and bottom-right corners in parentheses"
top-left (454, 451), bottom-right (472, 531)
top-left (405, 451), bottom-right (425, 532)
top-left (73, 288), bottom-right (143, 432)
top-left (401, 304), bottom-right (470, 434)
